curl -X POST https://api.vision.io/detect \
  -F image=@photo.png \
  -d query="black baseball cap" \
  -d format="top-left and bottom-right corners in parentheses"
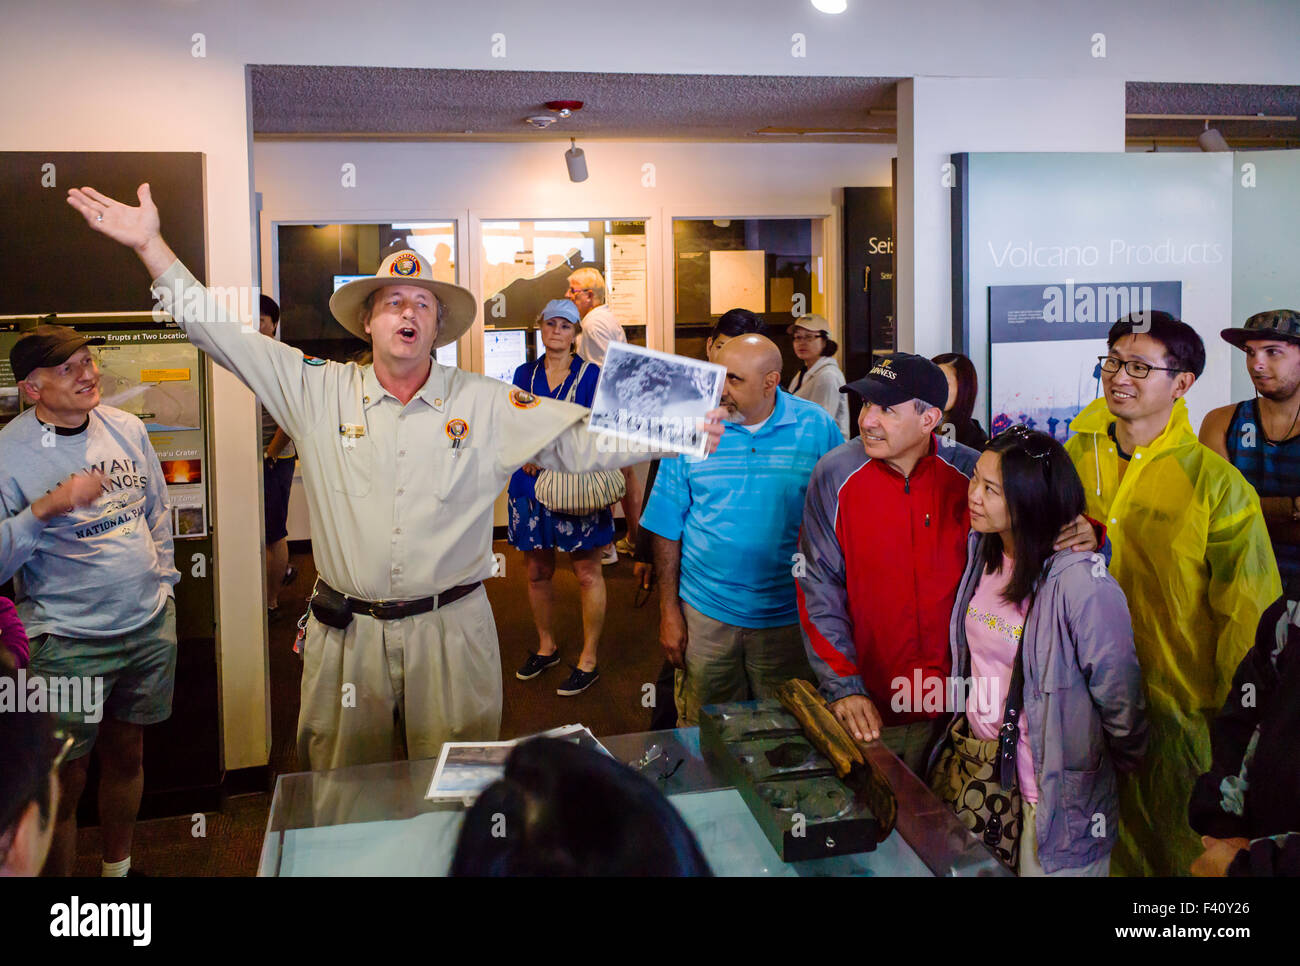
top-left (1221, 309), bottom-right (1300, 350)
top-left (10, 324), bottom-right (106, 383)
top-left (841, 352), bottom-right (949, 411)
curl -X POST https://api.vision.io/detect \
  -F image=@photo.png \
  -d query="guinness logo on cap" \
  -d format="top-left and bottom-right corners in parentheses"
top-left (390, 253), bottom-right (421, 277)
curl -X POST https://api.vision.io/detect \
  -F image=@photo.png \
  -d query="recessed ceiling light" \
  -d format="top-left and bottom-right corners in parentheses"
top-left (811, 0), bottom-right (847, 13)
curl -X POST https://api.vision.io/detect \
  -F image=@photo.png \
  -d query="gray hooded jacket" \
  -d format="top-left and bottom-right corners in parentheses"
top-left (930, 531), bottom-right (1148, 873)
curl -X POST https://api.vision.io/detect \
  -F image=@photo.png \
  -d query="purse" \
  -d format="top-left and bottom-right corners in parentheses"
top-left (534, 360), bottom-right (627, 515)
top-left (927, 611), bottom-right (1029, 873)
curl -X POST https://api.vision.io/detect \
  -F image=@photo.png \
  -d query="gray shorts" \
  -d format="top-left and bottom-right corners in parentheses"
top-left (26, 598), bottom-right (177, 761)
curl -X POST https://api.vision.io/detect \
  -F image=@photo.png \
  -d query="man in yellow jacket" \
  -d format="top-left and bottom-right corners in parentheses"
top-left (1065, 312), bottom-right (1280, 876)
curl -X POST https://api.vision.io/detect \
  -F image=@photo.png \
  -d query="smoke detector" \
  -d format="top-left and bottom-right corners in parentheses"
top-left (525, 115), bottom-right (557, 129)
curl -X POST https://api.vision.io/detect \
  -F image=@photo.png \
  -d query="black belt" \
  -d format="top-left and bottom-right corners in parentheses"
top-left (312, 579), bottom-right (481, 624)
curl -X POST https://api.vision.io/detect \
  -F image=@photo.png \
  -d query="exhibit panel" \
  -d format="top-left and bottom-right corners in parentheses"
top-left (952, 152), bottom-right (1235, 433)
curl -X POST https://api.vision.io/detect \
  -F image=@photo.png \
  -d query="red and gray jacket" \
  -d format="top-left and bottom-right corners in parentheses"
top-left (796, 435), bottom-right (979, 725)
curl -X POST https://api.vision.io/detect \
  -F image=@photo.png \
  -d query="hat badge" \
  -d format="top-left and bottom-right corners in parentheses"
top-left (390, 253), bottom-right (421, 277)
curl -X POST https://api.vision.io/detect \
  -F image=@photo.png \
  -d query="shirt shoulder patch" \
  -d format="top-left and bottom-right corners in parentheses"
top-left (509, 388), bottom-right (540, 410)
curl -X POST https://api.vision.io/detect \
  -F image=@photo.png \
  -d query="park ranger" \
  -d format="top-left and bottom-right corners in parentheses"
top-left (67, 183), bottom-right (720, 772)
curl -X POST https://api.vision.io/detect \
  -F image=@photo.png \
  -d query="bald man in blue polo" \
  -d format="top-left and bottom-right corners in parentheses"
top-left (642, 334), bottom-right (844, 724)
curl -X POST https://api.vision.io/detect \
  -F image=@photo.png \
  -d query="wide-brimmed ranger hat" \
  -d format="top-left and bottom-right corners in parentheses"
top-left (329, 250), bottom-right (477, 349)
top-left (1221, 309), bottom-right (1300, 350)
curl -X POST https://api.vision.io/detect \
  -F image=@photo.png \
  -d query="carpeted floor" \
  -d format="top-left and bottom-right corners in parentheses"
top-left (72, 535), bottom-right (667, 876)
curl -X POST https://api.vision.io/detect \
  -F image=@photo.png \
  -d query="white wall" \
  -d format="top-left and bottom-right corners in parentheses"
top-left (896, 77), bottom-right (1128, 358)
top-left (225, 0), bottom-right (1300, 82)
top-left (1232, 151), bottom-right (1300, 400)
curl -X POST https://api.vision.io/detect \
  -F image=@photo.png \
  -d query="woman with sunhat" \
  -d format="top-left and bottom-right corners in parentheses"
top-left (509, 299), bottom-right (611, 697)
top-left (788, 314), bottom-right (850, 439)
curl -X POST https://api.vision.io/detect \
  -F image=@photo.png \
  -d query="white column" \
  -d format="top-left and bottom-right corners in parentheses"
top-left (895, 77), bottom-right (1127, 358)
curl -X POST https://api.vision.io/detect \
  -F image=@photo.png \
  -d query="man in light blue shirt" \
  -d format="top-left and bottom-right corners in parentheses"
top-left (0, 325), bottom-right (179, 877)
top-left (642, 335), bottom-right (844, 724)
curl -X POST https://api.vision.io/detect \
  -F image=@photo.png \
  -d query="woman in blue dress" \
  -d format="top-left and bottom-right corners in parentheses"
top-left (509, 299), bottom-right (613, 696)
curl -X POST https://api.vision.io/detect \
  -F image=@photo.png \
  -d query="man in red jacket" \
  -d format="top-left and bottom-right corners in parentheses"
top-left (797, 353), bottom-right (1097, 772)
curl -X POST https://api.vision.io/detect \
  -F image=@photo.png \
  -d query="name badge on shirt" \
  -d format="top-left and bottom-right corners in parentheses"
top-left (339, 422), bottom-right (366, 450)
top-left (445, 418), bottom-right (469, 459)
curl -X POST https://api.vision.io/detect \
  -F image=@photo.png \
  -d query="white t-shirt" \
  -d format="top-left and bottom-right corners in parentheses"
top-left (576, 304), bottom-right (627, 367)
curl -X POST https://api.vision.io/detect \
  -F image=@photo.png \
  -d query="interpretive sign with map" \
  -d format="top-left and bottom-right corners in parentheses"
top-left (98, 328), bottom-right (208, 538)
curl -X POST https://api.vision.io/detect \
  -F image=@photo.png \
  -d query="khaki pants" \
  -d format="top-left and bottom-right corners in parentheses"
top-left (879, 719), bottom-right (944, 775)
top-left (673, 601), bottom-right (815, 726)
top-left (297, 584), bottom-right (502, 773)
top-left (1019, 800), bottom-right (1110, 877)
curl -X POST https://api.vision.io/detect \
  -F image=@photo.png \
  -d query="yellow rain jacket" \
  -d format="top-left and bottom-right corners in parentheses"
top-left (1065, 397), bottom-right (1280, 876)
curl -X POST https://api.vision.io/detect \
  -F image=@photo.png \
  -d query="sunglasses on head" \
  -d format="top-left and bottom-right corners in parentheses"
top-left (993, 424), bottom-right (1053, 461)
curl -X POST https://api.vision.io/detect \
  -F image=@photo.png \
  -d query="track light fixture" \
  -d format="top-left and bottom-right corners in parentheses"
top-left (565, 138), bottom-right (588, 182)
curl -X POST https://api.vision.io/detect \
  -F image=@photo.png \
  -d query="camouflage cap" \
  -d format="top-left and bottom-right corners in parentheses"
top-left (1221, 309), bottom-right (1300, 350)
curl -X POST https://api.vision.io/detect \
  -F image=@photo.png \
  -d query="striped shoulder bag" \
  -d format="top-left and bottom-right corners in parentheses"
top-left (534, 361), bottom-right (627, 515)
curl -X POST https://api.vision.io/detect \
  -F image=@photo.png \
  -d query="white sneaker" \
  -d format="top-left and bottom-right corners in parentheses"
top-left (601, 544), bottom-right (618, 566)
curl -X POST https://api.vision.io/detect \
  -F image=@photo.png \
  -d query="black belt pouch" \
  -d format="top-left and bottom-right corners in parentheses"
top-left (310, 583), bottom-right (355, 630)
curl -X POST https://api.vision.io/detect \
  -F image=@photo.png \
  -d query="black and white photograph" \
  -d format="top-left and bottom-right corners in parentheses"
top-left (587, 341), bottom-right (725, 458)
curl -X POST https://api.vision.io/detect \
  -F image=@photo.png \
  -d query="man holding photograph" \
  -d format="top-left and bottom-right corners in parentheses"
top-left (67, 183), bottom-right (724, 775)
top-left (642, 335), bottom-right (843, 725)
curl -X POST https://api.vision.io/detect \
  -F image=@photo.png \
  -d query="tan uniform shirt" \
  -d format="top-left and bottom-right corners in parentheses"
top-left (151, 261), bottom-right (639, 600)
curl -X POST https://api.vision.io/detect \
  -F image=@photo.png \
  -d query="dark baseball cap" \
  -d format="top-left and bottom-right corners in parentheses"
top-left (10, 324), bottom-right (106, 383)
top-left (841, 352), bottom-right (949, 411)
top-left (1221, 309), bottom-right (1300, 350)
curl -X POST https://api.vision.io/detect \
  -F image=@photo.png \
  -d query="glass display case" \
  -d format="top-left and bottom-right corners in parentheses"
top-left (259, 727), bottom-right (1007, 877)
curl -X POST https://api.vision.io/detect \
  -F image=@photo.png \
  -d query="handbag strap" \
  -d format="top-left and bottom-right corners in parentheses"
top-left (996, 585), bottom-right (1038, 789)
top-left (563, 360), bottom-right (591, 404)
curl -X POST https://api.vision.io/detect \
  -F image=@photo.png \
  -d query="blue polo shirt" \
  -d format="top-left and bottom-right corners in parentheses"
top-left (641, 390), bottom-right (844, 628)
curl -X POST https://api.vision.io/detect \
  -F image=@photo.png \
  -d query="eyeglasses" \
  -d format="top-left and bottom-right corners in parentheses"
top-left (993, 424), bottom-right (1053, 461)
top-left (791, 333), bottom-right (824, 344)
top-left (1097, 356), bottom-right (1184, 379)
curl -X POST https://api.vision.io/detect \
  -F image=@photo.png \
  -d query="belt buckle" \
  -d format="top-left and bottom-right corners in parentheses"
top-left (368, 599), bottom-right (392, 620)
